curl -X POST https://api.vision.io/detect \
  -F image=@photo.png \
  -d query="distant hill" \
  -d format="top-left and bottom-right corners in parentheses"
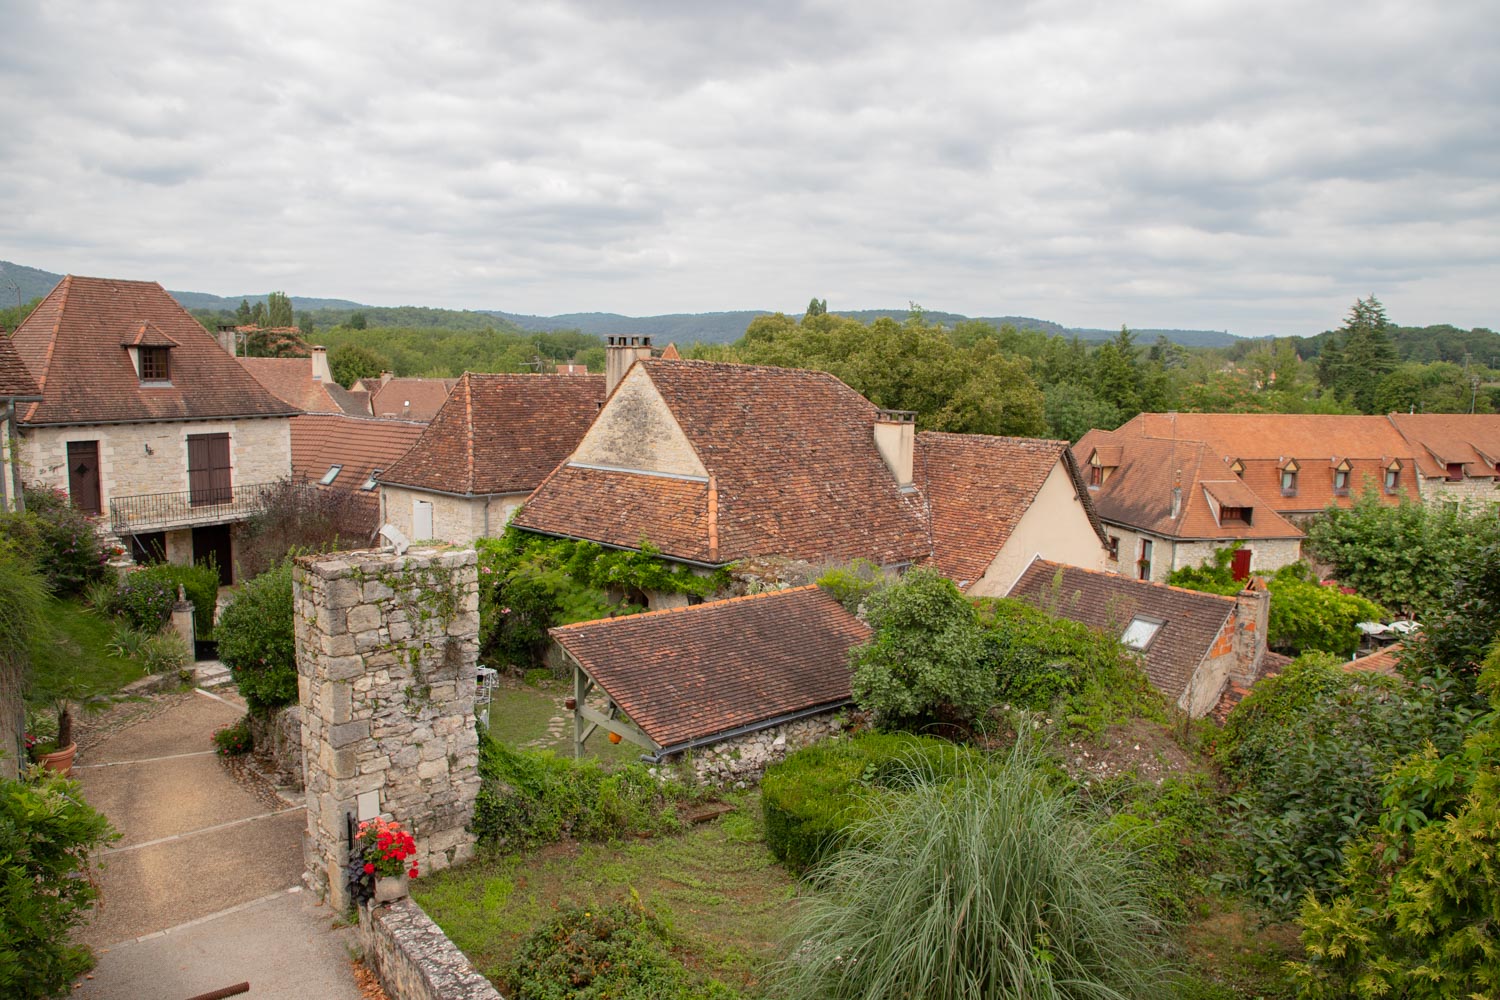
top-left (0, 261), bottom-right (364, 313)
top-left (171, 290), bottom-right (365, 312)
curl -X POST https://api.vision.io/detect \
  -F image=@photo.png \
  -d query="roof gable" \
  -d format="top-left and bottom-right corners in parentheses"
top-left (569, 364), bottom-right (707, 478)
top-left (551, 586), bottom-right (870, 748)
top-left (12, 276), bottom-right (295, 425)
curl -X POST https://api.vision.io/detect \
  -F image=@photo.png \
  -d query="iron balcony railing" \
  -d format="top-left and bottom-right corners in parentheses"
top-left (109, 482), bottom-right (282, 533)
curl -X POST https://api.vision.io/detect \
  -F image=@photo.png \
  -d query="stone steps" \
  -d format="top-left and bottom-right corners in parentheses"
top-left (193, 660), bottom-right (235, 690)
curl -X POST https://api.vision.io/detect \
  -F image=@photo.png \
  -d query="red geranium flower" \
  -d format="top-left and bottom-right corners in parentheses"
top-left (364, 862), bottom-right (375, 874)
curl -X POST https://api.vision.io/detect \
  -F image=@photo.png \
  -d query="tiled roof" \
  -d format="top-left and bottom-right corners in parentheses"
top-left (919, 432), bottom-right (1103, 584)
top-left (1345, 642), bottom-right (1403, 675)
top-left (659, 343), bottom-right (681, 360)
top-left (1109, 413), bottom-right (1419, 511)
top-left (0, 334), bottom-right (41, 399)
top-left (551, 585), bottom-right (870, 748)
top-left (1388, 413), bottom-right (1500, 480)
top-left (238, 357), bottom-right (343, 413)
top-left (514, 360), bottom-right (930, 566)
top-left (122, 321), bottom-right (179, 348)
top-left (11, 276), bottom-right (295, 426)
top-left (1007, 558), bottom-right (1239, 703)
top-left (1075, 431), bottom-right (1303, 540)
top-left (368, 378), bottom-right (459, 421)
top-left (379, 373), bottom-right (606, 496)
top-left (290, 413), bottom-right (426, 493)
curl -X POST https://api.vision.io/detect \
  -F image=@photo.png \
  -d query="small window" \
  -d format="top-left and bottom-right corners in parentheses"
top-left (1121, 616), bottom-right (1163, 651)
top-left (320, 464), bottom-right (343, 485)
top-left (1446, 463), bottom-right (1464, 482)
top-left (1137, 539), bottom-right (1153, 580)
top-left (140, 346), bottom-right (170, 381)
top-left (361, 469), bottom-right (382, 491)
top-left (1089, 465), bottom-right (1104, 487)
top-left (1281, 469), bottom-right (1297, 494)
top-left (1105, 535), bottom-right (1120, 560)
top-left (1333, 469), bottom-right (1350, 493)
top-left (1385, 465), bottom-right (1401, 492)
top-left (1220, 505), bottom-right (1252, 524)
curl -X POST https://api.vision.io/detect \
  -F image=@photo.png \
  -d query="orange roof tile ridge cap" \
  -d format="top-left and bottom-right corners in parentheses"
top-left (551, 584), bottom-right (824, 633)
top-left (1028, 558), bottom-right (1239, 604)
top-left (33, 274), bottom-right (73, 394)
top-left (461, 372), bottom-right (476, 495)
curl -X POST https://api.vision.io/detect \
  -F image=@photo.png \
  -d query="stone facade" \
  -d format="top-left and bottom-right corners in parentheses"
top-left (1101, 526), bottom-right (1303, 583)
top-left (295, 546), bottom-right (481, 909)
top-left (676, 711), bottom-right (845, 787)
top-left (248, 703), bottom-right (305, 791)
top-left (358, 898), bottom-right (502, 1000)
top-left (379, 485), bottom-right (524, 544)
top-left (1417, 474), bottom-right (1500, 507)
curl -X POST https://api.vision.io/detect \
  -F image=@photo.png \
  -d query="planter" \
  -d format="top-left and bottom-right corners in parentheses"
top-left (374, 873), bottom-right (409, 904)
top-left (36, 743), bottom-right (78, 777)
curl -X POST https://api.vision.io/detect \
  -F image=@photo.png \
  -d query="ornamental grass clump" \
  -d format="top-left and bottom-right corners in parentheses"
top-left (770, 745), bottom-right (1165, 1000)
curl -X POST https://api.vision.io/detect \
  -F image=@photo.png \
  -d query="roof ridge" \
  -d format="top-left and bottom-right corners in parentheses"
top-left (1027, 558), bottom-right (1240, 604)
top-left (461, 372), bottom-right (475, 494)
top-left (551, 584), bottom-right (823, 633)
top-left (917, 430), bottom-right (1069, 449)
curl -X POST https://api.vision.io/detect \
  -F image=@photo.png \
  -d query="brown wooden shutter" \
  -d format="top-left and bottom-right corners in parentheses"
top-left (188, 433), bottom-right (231, 506)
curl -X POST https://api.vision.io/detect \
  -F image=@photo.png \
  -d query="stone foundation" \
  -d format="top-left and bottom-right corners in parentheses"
top-left (678, 711), bottom-right (845, 787)
top-left (359, 899), bottom-right (503, 1000)
top-left (296, 546), bottom-right (481, 909)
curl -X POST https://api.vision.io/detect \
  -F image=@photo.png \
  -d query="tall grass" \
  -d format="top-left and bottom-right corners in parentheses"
top-left (770, 745), bottom-right (1165, 1000)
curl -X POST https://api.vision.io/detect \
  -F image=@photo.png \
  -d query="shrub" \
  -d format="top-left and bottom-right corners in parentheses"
top-left (1093, 774), bottom-right (1225, 920)
top-left (216, 562), bottom-right (296, 713)
top-left (849, 568), bottom-right (994, 729)
top-left (0, 543), bottom-right (50, 753)
top-left (0, 486), bottom-right (107, 596)
top-left (472, 729), bottom-right (682, 850)
top-left (110, 562), bottom-right (220, 637)
top-left (768, 745), bottom-right (1163, 1000)
top-left (234, 479), bottom-right (371, 581)
top-left (505, 900), bottom-right (742, 1000)
top-left (760, 732), bottom-right (976, 872)
top-left (0, 768), bottom-right (117, 998)
top-left (814, 559), bottom-right (885, 614)
top-left (139, 633), bottom-right (190, 675)
top-left (213, 716), bottom-right (253, 756)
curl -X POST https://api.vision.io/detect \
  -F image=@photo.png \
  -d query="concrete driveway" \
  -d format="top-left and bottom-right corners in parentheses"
top-left (70, 689), bottom-right (362, 1000)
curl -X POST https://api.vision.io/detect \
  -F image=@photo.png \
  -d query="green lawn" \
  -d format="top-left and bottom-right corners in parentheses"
top-left (485, 675), bottom-right (640, 768)
top-left (28, 597), bottom-right (149, 708)
top-left (416, 797), bottom-right (797, 995)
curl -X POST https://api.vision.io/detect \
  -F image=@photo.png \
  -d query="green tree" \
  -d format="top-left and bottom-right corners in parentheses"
top-left (216, 563), bottom-right (296, 714)
top-left (235, 298), bottom-right (252, 324)
top-left (265, 291), bottom-right (294, 328)
top-left (250, 300), bottom-right (267, 326)
top-left (1092, 327), bottom-right (1145, 418)
top-left (347, 311), bottom-right (368, 330)
top-left (804, 297), bottom-right (827, 319)
top-left (1321, 296), bottom-right (1399, 413)
top-left (328, 344), bottom-right (389, 388)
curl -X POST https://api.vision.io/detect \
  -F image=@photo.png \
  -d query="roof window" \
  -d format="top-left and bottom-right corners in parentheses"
top-left (320, 464), bottom-right (343, 486)
top-left (1121, 616), bottom-right (1164, 651)
top-left (1280, 458), bottom-right (1299, 496)
top-left (361, 469), bottom-right (382, 491)
top-left (1219, 505), bottom-right (1252, 525)
top-left (1384, 460), bottom-right (1402, 493)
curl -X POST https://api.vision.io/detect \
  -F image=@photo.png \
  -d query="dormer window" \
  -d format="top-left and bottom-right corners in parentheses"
top-left (1087, 447), bottom-right (1120, 488)
top-left (320, 464), bottom-right (343, 485)
top-left (1280, 458), bottom-right (1300, 496)
top-left (1333, 459), bottom-right (1352, 495)
top-left (139, 346), bottom-right (170, 382)
top-left (1219, 505), bottom-right (1252, 525)
top-left (1089, 465), bottom-right (1104, 487)
top-left (1446, 462), bottom-right (1464, 482)
top-left (1385, 460), bottom-right (1402, 492)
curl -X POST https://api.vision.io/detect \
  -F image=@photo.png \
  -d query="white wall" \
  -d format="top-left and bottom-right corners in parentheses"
top-left (968, 460), bottom-right (1108, 597)
top-left (378, 485), bottom-right (525, 543)
top-left (569, 366), bottom-right (705, 477)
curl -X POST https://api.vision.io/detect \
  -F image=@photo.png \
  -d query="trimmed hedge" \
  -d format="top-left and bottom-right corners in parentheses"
top-left (760, 732), bottom-right (977, 872)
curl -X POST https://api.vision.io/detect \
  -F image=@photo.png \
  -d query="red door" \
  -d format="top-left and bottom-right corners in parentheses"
top-left (1231, 548), bottom-right (1252, 581)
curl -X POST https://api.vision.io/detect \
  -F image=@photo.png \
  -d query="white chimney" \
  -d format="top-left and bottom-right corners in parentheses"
top-left (310, 345), bottom-right (332, 383)
top-left (605, 335), bottom-right (654, 395)
top-left (874, 409), bottom-right (916, 489)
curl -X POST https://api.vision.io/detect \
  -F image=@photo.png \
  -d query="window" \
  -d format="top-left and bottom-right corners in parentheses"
top-left (1219, 505), bottom-right (1251, 524)
top-left (1280, 469), bottom-right (1297, 494)
top-left (1105, 535), bottom-right (1120, 560)
top-left (1385, 464), bottom-right (1401, 492)
top-left (1137, 539), bottom-right (1153, 580)
top-left (320, 465), bottom-right (343, 486)
top-left (1446, 463), bottom-right (1464, 482)
top-left (361, 469), bottom-right (382, 491)
top-left (1333, 469), bottom-right (1350, 493)
top-left (139, 346), bottom-right (170, 381)
top-left (1089, 465), bottom-right (1104, 487)
top-left (1121, 616), bottom-right (1163, 651)
top-left (187, 433), bottom-right (231, 506)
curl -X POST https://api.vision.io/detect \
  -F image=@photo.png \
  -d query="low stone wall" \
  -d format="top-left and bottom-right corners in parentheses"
top-left (248, 703), bottom-right (304, 791)
top-left (359, 899), bottom-right (503, 1000)
top-left (680, 710), bottom-right (844, 787)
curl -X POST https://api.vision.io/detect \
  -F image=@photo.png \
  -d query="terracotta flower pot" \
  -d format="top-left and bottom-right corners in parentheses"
top-left (374, 873), bottom-right (409, 904)
top-left (37, 743), bottom-right (78, 777)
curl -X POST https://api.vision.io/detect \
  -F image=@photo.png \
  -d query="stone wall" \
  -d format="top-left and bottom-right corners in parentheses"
top-left (248, 703), bottom-right (304, 790)
top-left (359, 899), bottom-right (503, 1000)
top-left (678, 711), bottom-right (844, 787)
top-left (1418, 475), bottom-right (1500, 507)
top-left (296, 545), bottom-right (481, 909)
top-left (379, 485), bottom-right (524, 544)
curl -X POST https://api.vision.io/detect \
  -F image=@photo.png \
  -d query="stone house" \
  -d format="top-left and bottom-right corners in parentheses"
top-left (549, 585), bottom-right (870, 784)
top-left (376, 372), bottom-right (606, 542)
top-left (1007, 557), bottom-right (1271, 717)
top-left (1386, 413), bottom-right (1500, 507)
top-left (513, 349), bottom-right (1108, 605)
top-left (0, 331), bottom-right (43, 512)
top-left (9, 276), bottom-right (297, 581)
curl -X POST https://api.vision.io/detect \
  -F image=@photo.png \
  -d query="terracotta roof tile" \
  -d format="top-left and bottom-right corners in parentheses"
top-left (514, 360), bottom-right (930, 566)
top-left (12, 276), bottom-right (294, 425)
top-left (0, 334), bottom-right (41, 399)
top-left (1345, 642), bottom-right (1403, 675)
top-left (1388, 414), bottom-right (1500, 480)
top-left (290, 413), bottom-right (426, 492)
top-left (1007, 558), bottom-right (1240, 703)
top-left (238, 357), bottom-right (344, 414)
top-left (551, 586), bottom-right (870, 748)
top-left (1075, 431), bottom-right (1303, 540)
top-left (919, 432), bottom-right (1104, 583)
top-left (368, 378), bottom-right (459, 421)
top-left (380, 373), bottom-right (605, 495)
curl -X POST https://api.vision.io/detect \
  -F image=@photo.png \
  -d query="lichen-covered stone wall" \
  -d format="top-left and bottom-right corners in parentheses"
top-left (678, 711), bottom-right (844, 787)
top-left (296, 546), bottom-right (481, 909)
top-left (359, 899), bottom-right (503, 1000)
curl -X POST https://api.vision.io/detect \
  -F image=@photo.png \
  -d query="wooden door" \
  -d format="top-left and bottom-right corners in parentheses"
top-left (67, 440), bottom-right (101, 514)
top-left (1231, 548), bottom-right (1252, 581)
top-left (188, 433), bottom-right (231, 506)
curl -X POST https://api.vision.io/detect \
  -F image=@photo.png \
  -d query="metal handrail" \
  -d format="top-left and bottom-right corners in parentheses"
top-left (108, 481), bottom-right (281, 533)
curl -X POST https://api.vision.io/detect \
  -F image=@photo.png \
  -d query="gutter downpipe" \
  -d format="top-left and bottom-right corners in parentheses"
top-left (639, 699), bottom-right (852, 765)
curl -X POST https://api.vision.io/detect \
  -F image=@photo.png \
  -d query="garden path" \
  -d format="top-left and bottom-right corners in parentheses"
top-left (68, 688), bottom-right (362, 999)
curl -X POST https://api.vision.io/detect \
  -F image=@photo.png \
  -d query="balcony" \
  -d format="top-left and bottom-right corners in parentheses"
top-left (108, 482), bottom-right (282, 534)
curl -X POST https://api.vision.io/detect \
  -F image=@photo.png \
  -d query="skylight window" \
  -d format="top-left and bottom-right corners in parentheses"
top-left (1120, 616), bottom-right (1163, 651)
top-left (362, 469), bottom-right (382, 491)
top-left (320, 464), bottom-right (343, 485)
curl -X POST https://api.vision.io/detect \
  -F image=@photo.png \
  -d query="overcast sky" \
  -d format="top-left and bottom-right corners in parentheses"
top-left (2, 1), bottom-right (1495, 337)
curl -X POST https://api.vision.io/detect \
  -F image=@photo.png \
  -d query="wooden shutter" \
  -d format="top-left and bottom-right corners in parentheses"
top-left (188, 433), bottom-right (231, 506)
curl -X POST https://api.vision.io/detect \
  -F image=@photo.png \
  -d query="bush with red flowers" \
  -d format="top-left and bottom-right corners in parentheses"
top-left (347, 817), bottom-right (419, 904)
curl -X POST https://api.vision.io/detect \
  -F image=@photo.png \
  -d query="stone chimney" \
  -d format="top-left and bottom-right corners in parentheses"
top-left (873, 409), bottom-right (916, 489)
top-left (379, 370), bottom-right (394, 385)
top-left (310, 345), bottom-right (332, 383)
top-left (1231, 578), bottom-right (1270, 682)
top-left (215, 324), bottom-right (238, 357)
top-left (605, 335), bottom-right (653, 395)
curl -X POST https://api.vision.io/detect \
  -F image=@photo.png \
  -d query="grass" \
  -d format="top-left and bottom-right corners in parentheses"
top-left (1173, 896), bottom-right (1301, 999)
top-left (485, 675), bottom-right (639, 768)
top-left (415, 794), bottom-right (797, 994)
top-left (28, 597), bottom-right (149, 706)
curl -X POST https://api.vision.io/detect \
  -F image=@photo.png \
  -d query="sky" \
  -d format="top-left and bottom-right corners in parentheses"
top-left (1, 1), bottom-right (1496, 337)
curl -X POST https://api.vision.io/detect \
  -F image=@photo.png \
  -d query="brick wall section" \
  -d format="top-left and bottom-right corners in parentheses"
top-left (295, 545), bottom-right (481, 909)
top-left (358, 899), bottom-right (503, 1000)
